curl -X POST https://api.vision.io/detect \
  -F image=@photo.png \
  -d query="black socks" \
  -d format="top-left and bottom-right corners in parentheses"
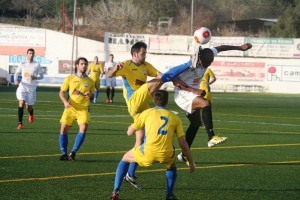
top-left (18, 107), bottom-right (23, 124)
top-left (201, 106), bottom-right (215, 140)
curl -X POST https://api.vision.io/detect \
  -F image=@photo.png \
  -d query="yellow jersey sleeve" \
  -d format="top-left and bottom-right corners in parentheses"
top-left (202, 68), bottom-right (214, 83)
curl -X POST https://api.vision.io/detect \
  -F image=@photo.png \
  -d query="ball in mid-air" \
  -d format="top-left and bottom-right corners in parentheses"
top-left (193, 27), bottom-right (211, 44)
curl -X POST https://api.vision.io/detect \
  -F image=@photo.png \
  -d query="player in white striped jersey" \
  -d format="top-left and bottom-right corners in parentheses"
top-left (175, 43), bottom-right (252, 163)
top-left (14, 48), bottom-right (44, 129)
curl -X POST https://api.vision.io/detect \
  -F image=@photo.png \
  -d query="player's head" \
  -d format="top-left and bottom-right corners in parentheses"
top-left (131, 42), bottom-right (147, 64)
top-left (94, 56), bottom-right (98, 63)
top-left (27, 48), bottom-right (35, 54)
top-left (75, 57), bottom-right (88, 74)
top-left (109, 54), bottom-right (114, 61)
top-left (199, 48), bottom-right (214, 68)
top-left (153, 90), bottom-right (169, 107)
top-left (27, 48), bottom-right (35, 61)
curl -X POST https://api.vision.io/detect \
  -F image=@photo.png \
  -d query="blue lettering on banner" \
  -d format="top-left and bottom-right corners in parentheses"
top-left (9, 56), bottom-right (52, 64)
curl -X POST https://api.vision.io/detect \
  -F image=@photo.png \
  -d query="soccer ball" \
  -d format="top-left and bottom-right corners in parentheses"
top-left (193, 27), bottom-right (211, 44)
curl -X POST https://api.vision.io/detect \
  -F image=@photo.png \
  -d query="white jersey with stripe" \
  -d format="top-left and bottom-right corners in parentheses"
top-left (174, 47), bottom-right (218, 91)
top-left (14, 61), bottom-right (43, 88)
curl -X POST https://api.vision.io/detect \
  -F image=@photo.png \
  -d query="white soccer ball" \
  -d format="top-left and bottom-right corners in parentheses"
top-left (193, 27), bottom-right (211, 44)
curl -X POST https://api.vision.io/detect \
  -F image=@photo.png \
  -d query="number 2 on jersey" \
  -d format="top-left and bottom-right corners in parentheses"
top-left (158, 116), bottom-right (168, 135)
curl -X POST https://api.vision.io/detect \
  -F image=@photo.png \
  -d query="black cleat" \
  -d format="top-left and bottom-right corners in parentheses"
top-left (59, 154), bottom-right (69, 161)
top-left (166, 193), bottom-right (178, 200)
top-left (69, 151), bottom-right (76, 161)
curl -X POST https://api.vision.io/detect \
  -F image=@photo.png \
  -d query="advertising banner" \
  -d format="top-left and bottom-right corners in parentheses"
top-left (211, 61), bottom-right (265, 82)
top-left (0, 27), bottom-right (46, 56)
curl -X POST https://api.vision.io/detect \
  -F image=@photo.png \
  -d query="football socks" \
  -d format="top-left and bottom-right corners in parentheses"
top-left (201, 106), bottom-right (215, 140)
top-left (185, 124), bottom-right (200, 148)
top-left (94, 90), bottom-right (99, 99)
top-left (161, 60), bottom-right (192, 82)
top-left (72, 132), bottom-right (86, 152)
top-left (106, 88), bottom-right (110, 99)
top-left (59, 134), bottom-right (68, 155)
top-left (166, 167), bottom-right (177, 196)
top-left (128, 162), bottom-right (138, 177)
top-left (29, 108), bottom-right (33, 116)
top-left (111, 88), bottom-right (115, 100)
top-left (114, 160), bottom-right (130, 191)
top-left (18, 107), bottom-right (23, 124)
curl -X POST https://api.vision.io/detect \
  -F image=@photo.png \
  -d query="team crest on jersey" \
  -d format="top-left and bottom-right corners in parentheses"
top-left (85, 83), bottom-right (89, 88)
top-left (143, 70), bottom-right (147, 75)
top-left (23, 72), bottom-right (29, 77)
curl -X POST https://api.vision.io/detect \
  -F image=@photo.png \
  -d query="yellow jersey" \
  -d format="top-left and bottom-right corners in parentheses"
top-left (116, 60), bottom-right (159, 101)
top-left (88, 63), bottom-right (103, 81)
top-left (132, 107), bottom-right (184, 154)
top-left (61, 74), bottom-right (95, 109)
top-left (200, 68), bottom-right (214, 101)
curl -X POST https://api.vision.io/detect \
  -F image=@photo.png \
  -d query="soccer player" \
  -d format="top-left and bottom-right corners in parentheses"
top-left (104, 54), bottom-right (117, 103)
top-left (14, 48), bottom-right (44, 129)
top-left (107, 41), bottom-right (193, 188)
top-left (176, 43), bottom-right (252, 164)
top-left (86, 56), bottom-right (104, 103)
top-left (110, 90), bottom-right (195, 200)
top-left (58, 57), bottom-right (95, 161)
top-left (200, 67), bottom-right (216, 103)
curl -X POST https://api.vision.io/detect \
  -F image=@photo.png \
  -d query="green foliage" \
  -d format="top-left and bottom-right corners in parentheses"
top-left (270, 2), bottom-right (300, 38)
top-left (1, 0), bottom-right (300, 39)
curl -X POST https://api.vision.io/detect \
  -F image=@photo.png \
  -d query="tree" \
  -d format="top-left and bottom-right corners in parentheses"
top-left (270, 1), bottom-right (300, 38)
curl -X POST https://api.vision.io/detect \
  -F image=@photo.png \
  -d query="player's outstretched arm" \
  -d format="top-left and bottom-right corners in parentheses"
top-left (107, 62), bottom-right (123, 78)
top-left (215, 43), bottom-right (252, 53)
top-left (178, 136), bottom-right (195, 173)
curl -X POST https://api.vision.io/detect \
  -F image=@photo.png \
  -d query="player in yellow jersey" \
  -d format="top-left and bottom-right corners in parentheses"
top-left (200, 67), bottom-right (216, 102)
top-left (87, 56), bottom-right (104, 103)
top-left (107, 41), bottom-right (194, 188)
top-left (110, 90), bottom-right (195, 200)
top-left (58, 57), bottom-right (95, 161)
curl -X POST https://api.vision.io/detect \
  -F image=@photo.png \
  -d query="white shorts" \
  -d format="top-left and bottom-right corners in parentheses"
top-left (16, 84), bottom-right (37, 105)
top-left (106, 77), bottom-right (116, 87)
top-left (174, 89), bottom-right (199, 114)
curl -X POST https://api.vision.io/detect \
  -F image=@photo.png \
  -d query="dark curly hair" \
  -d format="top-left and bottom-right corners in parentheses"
top-left (198, 48), bottom-right (214, 68)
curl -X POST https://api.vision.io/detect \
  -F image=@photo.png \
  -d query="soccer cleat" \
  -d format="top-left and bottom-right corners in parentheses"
top-left (17, 123), bottom-right (23, 129)
top-left (177, 153), bottom-right (196, 167)
top-left (110, 99), bottom-right (113, 103)
top-left (124, 173), bottom-right (141, 189)
top-left (69, 151), bottom-right (76, 161)
top-left (29, 115), bottom-right (34, 123)
top-left (208, 136), bottom-right (228, 148)
top-left (177, 153), bottom-right (189, 166)
top-left (59, 154), bottom-right (69, 161)
top-left (93, 98), bottom-right (96, 103)
top-left (166, 193), bottom-right (178, 200)
top-left (110, 190), bottom-right (119, 200)
top-left (106, 98), bottom-right (110, 103)
top-left (191, 44), bottom-right (202, 69)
